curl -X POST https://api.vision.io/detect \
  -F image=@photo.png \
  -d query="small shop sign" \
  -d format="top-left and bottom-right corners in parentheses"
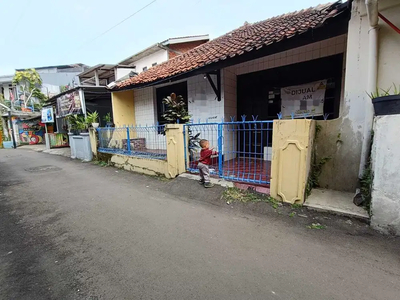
top-left (41, 107), bottom-right (54, 123)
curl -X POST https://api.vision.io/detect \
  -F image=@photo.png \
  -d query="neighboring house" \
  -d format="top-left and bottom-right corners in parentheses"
top-left (0, 75), bottom-right (15, 102)
top-left (114, 35), bottom-right (210, 81)
top-left (0, 64), bottom-right (88, 145)
top-left (16, 64), bottom-right (88, 99)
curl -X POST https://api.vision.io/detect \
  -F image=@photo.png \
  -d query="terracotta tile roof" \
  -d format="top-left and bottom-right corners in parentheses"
top-left (115, 2), bottom-right (344, 90)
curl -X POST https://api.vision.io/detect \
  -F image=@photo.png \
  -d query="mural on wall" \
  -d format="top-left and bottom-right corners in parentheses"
top-left (49, 133), bottom-right (69, 148)
top-left (17, 118), bottom-right (45, 145)
top-left (57, 90), bottom-right (82, 117)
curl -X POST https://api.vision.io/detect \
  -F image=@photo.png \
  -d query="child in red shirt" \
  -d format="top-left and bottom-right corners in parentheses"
top-left (198, 139), bottom-right (218, 188)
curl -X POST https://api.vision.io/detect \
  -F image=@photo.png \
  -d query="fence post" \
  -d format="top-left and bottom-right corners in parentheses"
top-left (270, 119), bottom-right (315, 204)
top-left (218, 123), bottom-right (223, 177)
top-left (126, 126), bottom-right (131, 154)
top-left (89, 128), bottom-right (98, 158)
top-left (165, 124), bottom-right (186, 178)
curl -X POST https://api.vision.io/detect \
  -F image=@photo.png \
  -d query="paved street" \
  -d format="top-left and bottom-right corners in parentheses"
top-left (1, 149), bottom-right (400, 300)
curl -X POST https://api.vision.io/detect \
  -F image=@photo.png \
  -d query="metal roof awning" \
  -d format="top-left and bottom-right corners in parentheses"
top-left (44, 86), bottom-right (111, 107)
top-left (78, 64), bottom-right (116, 86)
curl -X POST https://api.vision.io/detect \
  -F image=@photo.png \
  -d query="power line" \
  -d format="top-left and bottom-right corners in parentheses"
top-left (76, 0), bottom-right (157, 51)
top-left (5, 0), bottom-right (31, 42)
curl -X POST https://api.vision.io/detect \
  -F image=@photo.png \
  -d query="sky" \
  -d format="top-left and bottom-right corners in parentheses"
top-left (0, 0), bottom-right (329, 75)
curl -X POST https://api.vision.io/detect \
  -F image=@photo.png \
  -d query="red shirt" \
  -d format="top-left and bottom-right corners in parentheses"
top-left (199, 148), bottom-right (218, 165)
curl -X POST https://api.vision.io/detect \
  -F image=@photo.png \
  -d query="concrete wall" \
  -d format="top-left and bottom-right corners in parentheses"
top-left (115, 68), bottom-right (135, 81)
top-left (331, 0), bottom-right (400, 192)
top-left (133, 49), bottom-right (168, 73)
top-left (371, 115), bottom-right (400, 235)
top-left (270, 119), bottom-right (315, 204)
top-left (111, 90), bottom-right (135, 127)
top-left (111, 154), bottom-right (168, 177)
top-left (314, 119), bottom-right (351, 190)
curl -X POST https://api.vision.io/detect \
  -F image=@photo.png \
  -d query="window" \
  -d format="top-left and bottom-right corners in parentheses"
top-left (152, 62), bottom-right (157, 67)
top-left (156, 81), bottom-right (188, 125)
top-left (142, 66), bottom-right (148, 72)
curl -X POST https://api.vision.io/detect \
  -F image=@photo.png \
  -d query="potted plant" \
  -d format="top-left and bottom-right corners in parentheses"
top-left (87, 111), bottom-right (100, 128)
top-left (103, 112), bottom-right (113, 127)
top-left (76, 115), bottom-right (89, 133)
top-left (162, 93), bottom-right (191, 124)
top-left (67, 115), bottom-right (80, 135)
top-left (369, 84), bottom-right (400, 116)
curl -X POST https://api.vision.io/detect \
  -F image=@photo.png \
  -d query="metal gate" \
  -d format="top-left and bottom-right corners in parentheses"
top-left (184, 120), bottom-right (273, 185)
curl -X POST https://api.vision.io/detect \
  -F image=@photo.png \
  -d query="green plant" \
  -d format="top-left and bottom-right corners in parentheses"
top-left (67, 114), bottom-right (87, 131)
top-left (87, 111), bottom-right (99, 124)
top-left (162, 93), bottom-right (191, 124)
top-left (289, 212), bottom-right (296, 217)
top-left (12, 69), bottom-right (47, 107)
top-left (307, 223), bottom-right (326, 230)
top-left (103, 112), bottom-right (112, 123)
top-left (367, 84), bottom-right (400, 99)
top-left (306, 156), bottom-right (331, 197)
top-left (291, 203), bottom-right (303, 209)
top-left (75, 115), bottom-right (88, 130)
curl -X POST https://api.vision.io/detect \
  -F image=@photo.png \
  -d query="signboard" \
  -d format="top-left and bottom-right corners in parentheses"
top-left (56, 90), bottom-right (82, 117)
top-left (281, 80), bottom-right (327, 118)
top-left (41, 107), bottom-right (54, 123)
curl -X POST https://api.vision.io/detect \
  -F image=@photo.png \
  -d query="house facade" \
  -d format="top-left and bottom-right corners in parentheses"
top-left (109, 2), bottom-right (351, 182)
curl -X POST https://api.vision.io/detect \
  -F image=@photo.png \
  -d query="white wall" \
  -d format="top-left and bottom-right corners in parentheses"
top-left (134, 87), bottom-right (156, 125)
top-left (188, 74), bottom-right (224, 123)
top-left (371, 115), bottom-right (400, 235)
top-left (1, 84), bottom-right (11, 100)
top-left (336, 0), bottom-right (400, 191)
top-left (133, 49), bottom-right (168, 74)
top-left (115, 68), bottom-right (135, 81)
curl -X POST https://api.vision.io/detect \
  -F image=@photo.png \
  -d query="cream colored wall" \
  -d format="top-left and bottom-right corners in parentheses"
top-left (111, 154), bottom-right (169, 177)
top-left (111, 90), bottom-right (135, 127)
top-left (270, 120), bottom-right (315, 204)
top-left (376, 1), bottom-right (400, 88)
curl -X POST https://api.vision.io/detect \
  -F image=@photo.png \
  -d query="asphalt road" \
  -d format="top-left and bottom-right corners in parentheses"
top-left (1, 149), bottom-right (399, 300)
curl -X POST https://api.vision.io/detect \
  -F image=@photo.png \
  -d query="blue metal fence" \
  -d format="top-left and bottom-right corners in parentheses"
top-left (97, 125), bottom-right (167, 160)
top-left (184, 120), bottom-right (273, 185)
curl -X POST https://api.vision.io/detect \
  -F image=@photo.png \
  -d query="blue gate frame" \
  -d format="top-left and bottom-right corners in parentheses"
top-left (184, 120), bottom-right (273, 185)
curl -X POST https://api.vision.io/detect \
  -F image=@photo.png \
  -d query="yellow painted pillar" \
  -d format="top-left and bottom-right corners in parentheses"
top-left (111, 90), bottom-right (135, 127)
top-left (89, 128), bottom-right (97, 157)
top-left (270, 119), bottom-right (315, 204)
top-left (165, 124), bottom-right (186, 178)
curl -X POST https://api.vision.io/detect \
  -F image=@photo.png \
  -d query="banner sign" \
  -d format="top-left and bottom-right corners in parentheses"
top-left (41, 107), bottom-right (54, 123)
top-left (56, 90), bottom-right (82, 117)
top-left (281, 80), bottom-right (327, 118)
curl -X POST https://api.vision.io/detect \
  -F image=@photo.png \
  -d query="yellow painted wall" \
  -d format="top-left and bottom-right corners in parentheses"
top-left (111, 90), bottom-right (135, 127)
top-left (270, 119), bottom-right (315, 204)
top-left (111, 155), bottom-right (169, 177)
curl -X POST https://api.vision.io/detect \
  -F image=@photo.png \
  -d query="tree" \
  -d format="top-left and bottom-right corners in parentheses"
top-left (12, 69), bottom-right (47, 108)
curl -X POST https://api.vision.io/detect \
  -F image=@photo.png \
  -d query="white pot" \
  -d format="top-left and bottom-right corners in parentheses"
top-left (92, 123), bottom-right (100, 128)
